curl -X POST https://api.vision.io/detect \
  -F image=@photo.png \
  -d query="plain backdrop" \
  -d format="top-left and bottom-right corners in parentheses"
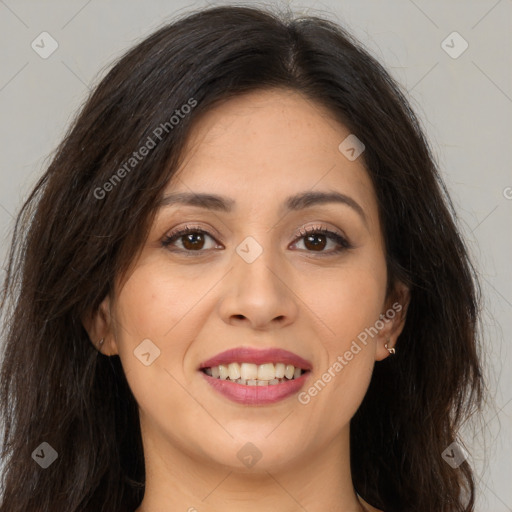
top-left (0, 0), bottom-right (511, 510)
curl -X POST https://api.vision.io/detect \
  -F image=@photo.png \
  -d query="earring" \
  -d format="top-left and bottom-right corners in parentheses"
top-left (384, 339), bottom-right (395, 355)
top-left (98, 338), bottom-right (104, 348)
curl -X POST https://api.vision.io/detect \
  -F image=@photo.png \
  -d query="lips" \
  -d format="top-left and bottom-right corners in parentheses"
top-left (198, 347), bottom-right (312, 405)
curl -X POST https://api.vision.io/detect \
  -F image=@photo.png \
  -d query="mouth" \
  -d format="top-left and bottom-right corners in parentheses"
top-left (198, 347), bottom-right (312, 405)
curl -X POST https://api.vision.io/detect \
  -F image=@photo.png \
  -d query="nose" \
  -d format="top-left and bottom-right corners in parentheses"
top-left (217, 240), bottom-right (299, 331)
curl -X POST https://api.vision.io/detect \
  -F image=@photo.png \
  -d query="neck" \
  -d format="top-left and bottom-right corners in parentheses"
top-left (135, 419), bottom-right (366, 512)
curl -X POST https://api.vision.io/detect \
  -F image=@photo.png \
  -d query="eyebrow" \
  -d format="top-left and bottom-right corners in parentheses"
top-left (157, 190), bottom-right (367, 224)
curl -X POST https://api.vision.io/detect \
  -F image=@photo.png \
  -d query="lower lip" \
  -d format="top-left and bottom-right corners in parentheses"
top-left (200, 371), bottom-right (310, 405)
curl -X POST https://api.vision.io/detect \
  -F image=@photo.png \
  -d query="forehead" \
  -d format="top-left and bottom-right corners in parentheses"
top-left (166, 88), bottom-right (377, 219)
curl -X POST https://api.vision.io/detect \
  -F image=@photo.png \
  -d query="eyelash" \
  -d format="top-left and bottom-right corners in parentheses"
top-left (161, 224), bottom-right (352, 256)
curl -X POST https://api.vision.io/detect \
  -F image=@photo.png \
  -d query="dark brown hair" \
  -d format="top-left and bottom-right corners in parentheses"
top-left (0, 4), bottom-right (486, 511)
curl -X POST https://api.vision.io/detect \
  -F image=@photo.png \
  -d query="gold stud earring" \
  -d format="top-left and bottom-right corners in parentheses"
top-left (384, 339), bottom-right (395, 355)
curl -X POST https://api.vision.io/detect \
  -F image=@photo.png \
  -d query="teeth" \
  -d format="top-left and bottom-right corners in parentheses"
top-left (240, 363), bottom-right (258, 380)
top-left (275, 363), bottom-right (285, 378)
top-left (204, 362), bottom-right (307, 384)
top-left (257, 363), bottom-right (275, 380)
top-left (218, 364), bottom-right (229, 380)
top-left (228, 362), bottom-right (241, 380)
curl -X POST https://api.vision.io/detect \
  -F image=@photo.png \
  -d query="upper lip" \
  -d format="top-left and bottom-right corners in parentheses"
top-left (199, 347), bottom-right (313, 371)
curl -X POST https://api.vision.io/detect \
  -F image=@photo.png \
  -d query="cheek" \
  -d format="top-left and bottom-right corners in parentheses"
top-left (111, 264), bottom-right (207, 426)
top-left (294, 255), bottom-right (385, 423)
top-left (114, 261), bottom-right (210, 341)
top-left (111, 263), bottom-right (204, 396)
top-left (299, 254), bottom-right (387, 346)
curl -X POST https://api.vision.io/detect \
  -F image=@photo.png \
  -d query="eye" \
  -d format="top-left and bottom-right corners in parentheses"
top-left (161, 224), bottom-right (351, 256)
top-left (162, 225), bottom-right (220, 254)
top-left (290, 225), bottom-right (351, 254)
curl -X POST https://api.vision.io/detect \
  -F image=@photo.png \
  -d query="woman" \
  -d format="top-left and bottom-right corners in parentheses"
top-left (0, 4), bottom-right (486, 512)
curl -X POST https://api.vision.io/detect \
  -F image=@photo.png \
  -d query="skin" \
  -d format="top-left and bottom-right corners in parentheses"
top-left (83, 88), bottom-right (409, 512)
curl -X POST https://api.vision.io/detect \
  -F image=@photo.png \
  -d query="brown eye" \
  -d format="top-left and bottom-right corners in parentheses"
top-left (302, 232), bottom-right (328, 251)
top-left (292, 226), bottom-right (351, 254)
top-left (162, 225), bottom-right (351, 256)
top-left (162, 226), bottom-right (219, 253)
top-left (180, 231), bottom-right (206, 250)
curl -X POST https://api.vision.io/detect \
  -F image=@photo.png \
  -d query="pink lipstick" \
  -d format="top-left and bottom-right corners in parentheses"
top-left (198, 347), bottom-right (312, 405)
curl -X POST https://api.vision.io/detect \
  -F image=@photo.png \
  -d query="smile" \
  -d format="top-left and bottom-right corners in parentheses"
top-left (198, 347), bottom-right (312, 405)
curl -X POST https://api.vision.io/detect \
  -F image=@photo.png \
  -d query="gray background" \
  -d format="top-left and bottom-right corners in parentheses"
top-left (0, 0), bottom-right (511, 510)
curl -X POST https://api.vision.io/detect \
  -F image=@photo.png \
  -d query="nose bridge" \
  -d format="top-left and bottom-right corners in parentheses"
top-left (234, 232), bottom-right (285, 298)
top-left (218, 231), bottom-right (297, 328)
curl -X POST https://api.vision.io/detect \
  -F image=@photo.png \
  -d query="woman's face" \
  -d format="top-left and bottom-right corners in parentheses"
top-left (88, 88), bottom-right (408, 475)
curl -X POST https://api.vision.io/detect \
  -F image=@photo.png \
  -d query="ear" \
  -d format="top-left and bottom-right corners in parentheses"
top-left (81, 295), bottom-right (119, 356)
top-left (374, 281), bottom-right (410, 361)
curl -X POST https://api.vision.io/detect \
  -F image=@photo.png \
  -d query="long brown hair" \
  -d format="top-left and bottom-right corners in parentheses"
top-left (0, 5), bottom-right (486, 511)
